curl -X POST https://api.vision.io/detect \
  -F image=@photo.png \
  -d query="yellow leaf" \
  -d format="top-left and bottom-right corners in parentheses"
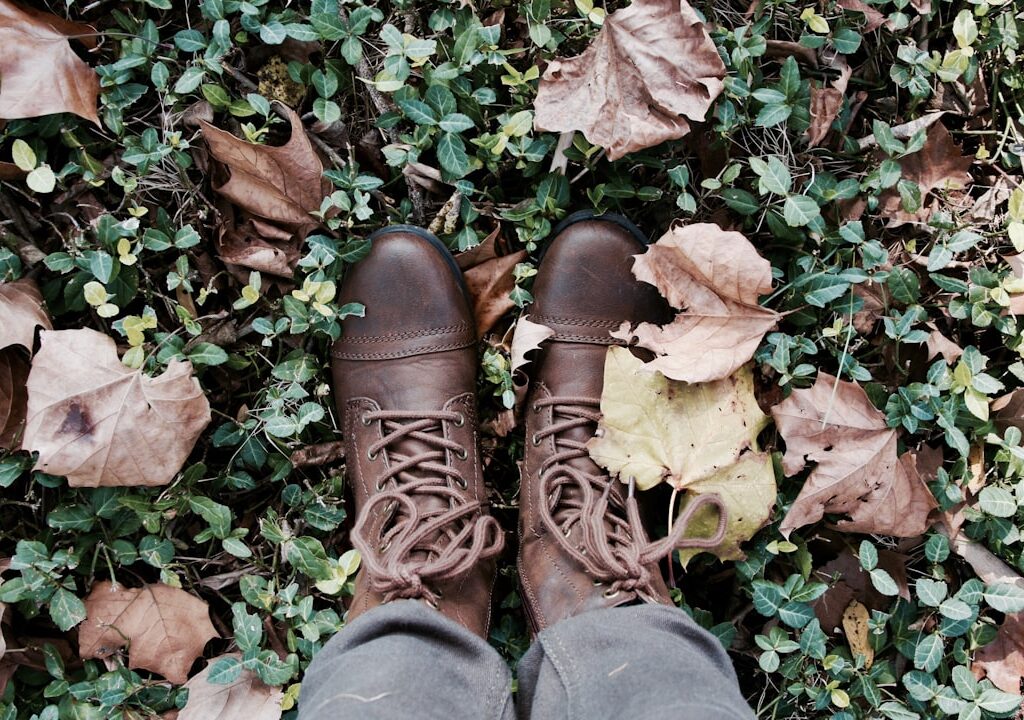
top-left (241, 285), bottom-right (260, 303)
top-left (83, 281), bottom-right (108, 307)
top-left (842, 601), bottom-right (874, 669)
top-left (587, 347), bottom-right (776, 562)
top-left (1009, 222), bottom-right (1024, 253)
top-left (12, 139), bottom-right (36, 171)
top-left (96, 303), bottom-right (119, 318)
top-left (1009, 188), bottom-right (1024, 222)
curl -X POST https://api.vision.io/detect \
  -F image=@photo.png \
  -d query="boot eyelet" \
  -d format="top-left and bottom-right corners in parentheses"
top-left (361, 413), bottom-right (373, 426)
top-left (426, 597), bottom-right (440, 609)
top-left (457, 477), bottom-right (468, 489)
top-left (603, 589), bottom-right (620, 599)
top-left (366, 448), bottom-right (378, 461)
top-left (532, 403), bottom-right (540, 413)
top-left (375, 479), bottom-right (385, 491)
top-left (456, 448), bottom-right (469, 461)
top-left (531, 433), bottom-right (541, 446)
top-left (453, 413), bottom-right (465, 427)
top-left (379, 539), bottom-right (391, 552)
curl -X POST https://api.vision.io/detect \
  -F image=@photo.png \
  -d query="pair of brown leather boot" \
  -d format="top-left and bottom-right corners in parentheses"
top-left (330, 214), bottom-right (713, 638)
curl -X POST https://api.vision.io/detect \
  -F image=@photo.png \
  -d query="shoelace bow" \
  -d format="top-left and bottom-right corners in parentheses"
top-left (352, 409), bottom-right (504, 605)
top-left (534, 396), bottom-right (729, 601)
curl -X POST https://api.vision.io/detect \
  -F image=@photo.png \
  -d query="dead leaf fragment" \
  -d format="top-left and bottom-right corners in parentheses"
top-left (974, 614), bottom-right (1024, 693)
top-left (179, 654), bottom-right (283, 720)
top-left (22, 329), bottom-right (211, 487)
top-left (925, 324), bottom-right (963, 364)
top-left (842, 601), bottom-right (874, 669)
top-left (79, 581), bottom-right (218, 684)
top-left (807, 85), bottom-right (845, 148)
top-left (614, 223), bottom-right (780, 383)
top-left (0, 0), bottom-right (100, 124)
top-left (534, 0), bottom-right (725, 160)
top-left (837, 0), bottom-right (888, 31)
top-left (587, 348), bottom-right (776, 562)
top-left (202, 106), bottom-right (327, 228)
top-left (772, 372), bottom-right (938, 537)
top-left (814, 546), bottom-right (910, 632)
top-left (509, 316), bottom-right (555, 375)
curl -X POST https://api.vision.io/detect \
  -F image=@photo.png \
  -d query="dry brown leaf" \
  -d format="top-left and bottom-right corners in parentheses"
top-left (22, 329), bottom-right (211, 487)
top-left (993, 389), bottom-right (1024, 435)
top-left (79, 581), bottom-right (218, 684)
top-left (925, 323), bottom-right (963, 364)
top-left (0, 161), bottom-right (24, 180)
top-left (807, 85), bottom-right (845, 148)
top-left (0, 352), bottom-right (29, 450)
top-left (533, 0), bottom-right (725, 160)
top-left (837, 0), bottom-right (888, 31)
top-left (289, 440), bottom-right (345, 468)
top-left (218, 214), bottom-right (302, 282)
top-left (852, 281), bottom-right (890, 334)
top-left (967, 444), bottom-right (987, 495)
top-left (876, 123), bottom-right (973, 227)
top-left (813, 546), bottom-right (910, 631)
top-left (201, 105), bottom-right (329, 231)
top-left (456, 228), bottom-right (527, 336)
top-left (0, 278), bottom-right (52, 352)
top-left (842, 600), bottom-right (874, 669)
top-left (180, 654), bottom-right (282, 720)
top-left (613, 223), bottom-right (780, 383)
top-left (0, 1), bottom-right (100, 125)
top-left (772, 372), bottom-right (938, 537)
top-left (974, 614), bottom-right (1024, 693)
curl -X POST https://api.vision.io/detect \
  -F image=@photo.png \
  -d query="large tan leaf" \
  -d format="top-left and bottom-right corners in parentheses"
top-left (22, 329), bottom-right (211, 487)
top-left (974, 614), bottom-right (1024, 693)
top-left (772, 372), bottom-right (937, 537)
top-left (0, 278), bottom-right (52, 352)
top-left (180, 654), bottom-right (282, 720)
top-left (533, 0), bottom-right (725, 160)
top-left (201, 106), bottom-right (329, 230)
top-left (0, 0), bottom-right (100, 125)
top-left (587, 347), bottom-right (776, 561)
top-left (79, 581), bottom-right (218, 684)
top-left (0, 278), bottom-right (51, 449)
top-left (613, 223), bottom-right (780, 383)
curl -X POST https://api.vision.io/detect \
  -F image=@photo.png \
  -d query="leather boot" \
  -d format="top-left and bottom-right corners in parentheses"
top-left (331, 226), bottom-right (504, 638)
top-left (518, 213), bottom-right (726, 632)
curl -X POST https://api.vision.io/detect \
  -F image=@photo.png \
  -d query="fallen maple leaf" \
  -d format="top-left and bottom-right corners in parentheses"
top-left (79, 581), bottom-right (218, 685)
top-left (772, 372), bottom-right (938, 537)
top-left (22, 328), bottom-right (211, 487)
top-left (179, 654), bottom-right (282, 720)
top-left (974, 614), bottom-right (1024, 693)
top-left (533, 0), bottom-right (725, 160)
top-left (0, 278), bottom-right (51, 449)
top-left (613, 223), bottom-right (780, 383)
top-left (201, 106), bottom-right (329, 231)
top-left (456, 228), bottom-right (528, 336)
top-left (0, 0), bottom-right (100, 125)
top-left (587, 347), bottom-right (776, 562)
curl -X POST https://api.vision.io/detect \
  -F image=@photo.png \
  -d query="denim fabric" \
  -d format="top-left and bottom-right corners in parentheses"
top-left (298, 600), bottom-right (754, 720)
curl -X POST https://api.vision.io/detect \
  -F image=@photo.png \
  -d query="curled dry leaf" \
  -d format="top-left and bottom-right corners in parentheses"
top-left (587, 347), bottom-right (776, 562)
top-left (0, 0), bottom-right (100, 125)
top-left (0, 278), bottom-right (51, 449)
top-left (180, 654), bottom-right (283, 720)
top-left (456, 227), bottom-right (528, 337)
top-left (79, 581), bottom-right (218, 684)
top-left (925, 323), bottom-right (963, 364)
top-left (837, 0), bottom-right (888, 31)
top-left (533, 0), bottom-right (725, 160)
top-left (772, 372), bottom-right (938, 537)
top-left (0, 278), bottom-right (52, 352)
top-left (202, 106), bottom-right (328, 230)
top-left (22, 329), bottom-right (211, 487)
top-left (974, 614), bottom-right (1024, 693)
top-left (613, 223), bottom-right (780, 383)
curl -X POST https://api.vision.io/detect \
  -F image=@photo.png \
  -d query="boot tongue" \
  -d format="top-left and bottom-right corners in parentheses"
top-left (538, 342), bottom-right (609, 476)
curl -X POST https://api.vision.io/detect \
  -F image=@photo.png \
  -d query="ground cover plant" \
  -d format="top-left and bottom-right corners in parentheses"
top-left (1, 0), bottom-right (1024, 717)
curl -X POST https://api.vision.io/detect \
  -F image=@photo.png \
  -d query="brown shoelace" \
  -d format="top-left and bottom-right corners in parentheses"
top-left (352, 409), bottom-right (504, 605)
top-left (534, 396), bottom-right (728, 601)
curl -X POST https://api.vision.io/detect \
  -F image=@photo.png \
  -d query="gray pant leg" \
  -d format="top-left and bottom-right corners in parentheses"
top-left (516, 604), bottom-right (755, 720)
top-left (298, 599), bottom-right (514, 720)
